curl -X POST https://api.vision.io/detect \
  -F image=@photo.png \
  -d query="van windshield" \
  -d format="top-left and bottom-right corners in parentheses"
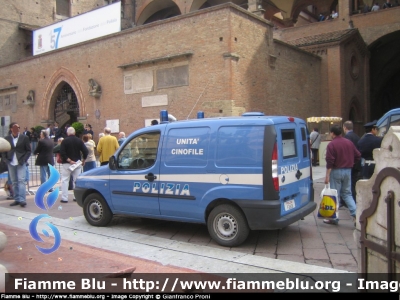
top-left (117, 132), bottom-right (160, 170)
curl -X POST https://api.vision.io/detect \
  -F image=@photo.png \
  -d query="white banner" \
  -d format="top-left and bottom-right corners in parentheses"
top-left (33, 2), bottom-right (121, 56)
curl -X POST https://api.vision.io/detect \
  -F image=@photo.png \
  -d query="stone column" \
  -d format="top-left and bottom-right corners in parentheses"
top-left (338, 0), bottom-right (352, 22)
top-left (248, 0), bottom-right (265, 17)
top-left (355, 126), bottom-right (400, 273)
top-left (0, 137), bottom-right (10, 291)
top-left (0, 232), bottom-right (7, 291)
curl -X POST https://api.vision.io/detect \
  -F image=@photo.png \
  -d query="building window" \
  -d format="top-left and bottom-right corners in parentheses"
top-left (350, 54), bottom-right (359, 79)
top-left (4, 95), bottom-right (10, 106)
top-left (56, 0), bottom-right (69, 17)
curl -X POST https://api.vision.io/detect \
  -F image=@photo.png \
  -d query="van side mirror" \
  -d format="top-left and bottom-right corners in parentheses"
top-left (109, 156), bottom-right (116, 170)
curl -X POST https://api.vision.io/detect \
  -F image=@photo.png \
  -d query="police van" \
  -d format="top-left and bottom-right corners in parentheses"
top-left (376, 108), bottom-right (400, 137)
top-left (74, 111), bottom-right (316, 247)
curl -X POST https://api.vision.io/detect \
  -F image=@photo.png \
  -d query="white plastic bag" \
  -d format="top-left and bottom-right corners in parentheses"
top-left (69, 160), bottom-right (82, 171)
top-left (318, 184), bottom-right (339, 219)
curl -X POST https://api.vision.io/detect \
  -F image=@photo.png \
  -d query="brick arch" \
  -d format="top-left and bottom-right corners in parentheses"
top-left (291, 0), bottom-right (315, 23)
top-left (190, 0), bottom-right (247, 12)
top-left (291, 0), bottom-right (336, 23)
top-left (136, 0), bottom-right (183, 26)
top-left (42, 67), bottom-right (85, 121)
top-left (190, 0), bottom-right (207, 12)
top-left (368, 30), bottom-right (400, 120)
top-left (365, 25), bottom-right (400, 47)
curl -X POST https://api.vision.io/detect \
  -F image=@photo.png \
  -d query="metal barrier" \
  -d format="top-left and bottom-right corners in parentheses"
top-left (26, 155), bottom-right (101, 189)
top-left (26, 155), bottom-right (64, 190)
top-left (2, 155), bottom-right (100, 192)
top-left (0, 173), bottom-right (8, 189)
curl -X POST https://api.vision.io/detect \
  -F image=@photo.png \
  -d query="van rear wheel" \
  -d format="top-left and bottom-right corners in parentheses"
top-left (83, 193), bottom-right (113, 226)
top-left (207, 204), bottom-right (250, 247)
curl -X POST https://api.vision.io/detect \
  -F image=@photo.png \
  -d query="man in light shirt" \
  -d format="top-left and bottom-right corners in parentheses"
top-left (371, 3), bottom-right (380, 11)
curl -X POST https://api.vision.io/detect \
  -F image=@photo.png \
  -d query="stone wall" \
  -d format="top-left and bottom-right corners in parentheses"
top-left (0, 5), bottom-right (321, 142)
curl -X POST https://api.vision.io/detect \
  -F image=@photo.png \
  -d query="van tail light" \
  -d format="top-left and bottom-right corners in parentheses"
top-left (271, 142), bottom-right (279, 191)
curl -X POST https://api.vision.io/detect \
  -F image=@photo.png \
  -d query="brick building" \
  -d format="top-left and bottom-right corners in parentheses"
top-left (0, 0), bottom-right (399, 139)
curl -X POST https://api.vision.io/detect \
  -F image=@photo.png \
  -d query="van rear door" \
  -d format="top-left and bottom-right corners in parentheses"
top-left (275, 121), bottom-right (311, 217)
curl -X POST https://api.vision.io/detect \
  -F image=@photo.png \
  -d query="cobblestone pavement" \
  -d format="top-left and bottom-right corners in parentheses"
top-left (0, 166), bottom-right (358, 274)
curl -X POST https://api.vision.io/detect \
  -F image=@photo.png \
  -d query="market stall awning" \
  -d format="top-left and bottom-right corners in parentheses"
top-left (307, 116), bottom-right (342, 123)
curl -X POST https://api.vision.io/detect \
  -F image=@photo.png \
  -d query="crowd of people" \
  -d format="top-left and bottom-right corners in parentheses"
top-left (318, 1), bottom-right (398, 22)
top-left (318, 10), bottom-right (338, 21)
top-left (312, 120), bottom-right (383, 226)
top-left (363, 0), bottom-right (398, 12)
top-left (0, 121), bottom-right (126, 207)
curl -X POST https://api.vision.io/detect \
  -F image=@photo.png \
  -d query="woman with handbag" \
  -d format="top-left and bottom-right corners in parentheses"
top-left (310, 128), bottom-right (321, 166)
top-left (82, 134), bottom-right (96, 172)
top-left (53, 137), bottom-right (64, 164)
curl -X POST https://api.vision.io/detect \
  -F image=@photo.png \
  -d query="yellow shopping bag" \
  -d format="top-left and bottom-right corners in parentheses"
top-left (317, 184), bottom-right (339, 219)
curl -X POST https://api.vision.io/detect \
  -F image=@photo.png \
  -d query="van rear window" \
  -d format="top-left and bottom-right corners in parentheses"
top-left (281, 129), bottom-right (297, 159)
top-left (390, 114), bottom-right (400, 127)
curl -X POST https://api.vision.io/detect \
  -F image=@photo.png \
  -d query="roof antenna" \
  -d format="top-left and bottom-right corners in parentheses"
top-left (186, 73), bottom-right (214, 120)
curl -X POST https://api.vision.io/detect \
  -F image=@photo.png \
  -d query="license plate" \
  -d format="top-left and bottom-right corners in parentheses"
top-left (284, 199), bottom-right (295, 211)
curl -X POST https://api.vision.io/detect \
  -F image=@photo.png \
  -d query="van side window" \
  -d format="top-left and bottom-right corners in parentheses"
top-left (117, 132), bottom-right (160, 170)
top-left (217, 126), bottom-right (264, 167)
top-left (281, 129), bottom-right (297, 159)
top-left (390, 114), bottom-right (400, 127)
top-left (301, 127), bottom-right (306, 141)
top-left (302, 144), bottom-right (308, 158)
top-left (378, 118), bottom-right (388, 136)
top-left (381, 114), bottom-right (400, 136)
top-left (164, 127), bottom-right (210, 167)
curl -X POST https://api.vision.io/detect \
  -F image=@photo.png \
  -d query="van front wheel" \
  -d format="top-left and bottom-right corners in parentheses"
top-left (83, 193), bottom-right (113, 226)
top-left (207, 204), bottom-right (250, 247)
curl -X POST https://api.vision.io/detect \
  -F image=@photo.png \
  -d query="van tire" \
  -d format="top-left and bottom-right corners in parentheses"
top-left (207, 204), bottom-right (250, 247)
top-left (83, 193), bottom-right (113, 226)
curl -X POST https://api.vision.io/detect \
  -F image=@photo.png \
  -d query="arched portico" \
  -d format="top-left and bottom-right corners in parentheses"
top-left (369, 30), bottom-right (400, 120)
top-left (136, 0), bottom-right (182, 26)
top-left (42, 67), bottom-right (86, 124)
top-left (190, 0), bottom-right (247, 12)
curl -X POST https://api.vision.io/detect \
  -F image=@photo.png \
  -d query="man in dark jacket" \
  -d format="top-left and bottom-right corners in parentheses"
top-left (22, 127), bottom-right (31, 139)
top-left (358, 121), bottom-right (383, 179)
top-left (1, 122), bottom-right (31, 207)
top-left (383, 0), bottom-right (392, 8)
top-left (342, 120), bottom-right (361, 202)
top-left (34, 130), bottom-right (55, 186)
top-left (53, 122), bottom-right (61, 142)
top-left (59, 126), bottom-right (88, 203)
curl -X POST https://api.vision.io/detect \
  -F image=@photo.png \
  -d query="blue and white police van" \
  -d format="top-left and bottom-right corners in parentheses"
top-left (376, 108), bottom-right (400, 137)
top-left (74, 111), bottom-right (316, 247)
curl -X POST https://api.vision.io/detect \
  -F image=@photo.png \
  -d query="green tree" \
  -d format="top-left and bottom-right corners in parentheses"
top-left (34, 126), bottom-right (44, 135)
top-left (71, 122), bottom-right (84, 137)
